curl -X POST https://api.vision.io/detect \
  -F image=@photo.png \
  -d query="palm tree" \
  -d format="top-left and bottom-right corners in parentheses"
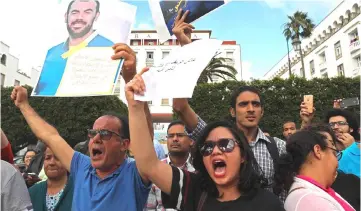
top-left (197, 57), bottom-right (238, 84)
top-left (283, 11), bottom-right (315, 78)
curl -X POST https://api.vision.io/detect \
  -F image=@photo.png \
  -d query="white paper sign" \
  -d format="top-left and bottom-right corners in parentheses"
top-left (134, 39), bottom-right (222, 101)
top-left (55, 47), bottom-right (122, 96)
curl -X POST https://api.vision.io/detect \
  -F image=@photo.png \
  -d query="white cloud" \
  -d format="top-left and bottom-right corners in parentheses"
top-left (237, 61), bottom-right (253, 81)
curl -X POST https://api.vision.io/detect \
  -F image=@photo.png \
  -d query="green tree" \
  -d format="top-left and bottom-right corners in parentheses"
top-left (283, 11), bottom-right (315, 78)
top-left (1, 86), bottom-right (128, 152)
top-left (197, 57), bottom-right (238, 84)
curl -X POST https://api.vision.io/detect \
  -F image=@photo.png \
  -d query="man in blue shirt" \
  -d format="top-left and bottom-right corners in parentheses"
top-left (34, 0), bottom-right (114, 96)
top-left (11, 44), bottom-right (154, 211)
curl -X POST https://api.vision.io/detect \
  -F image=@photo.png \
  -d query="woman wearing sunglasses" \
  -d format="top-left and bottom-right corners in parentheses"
top-left (274, 125), bottom-right (355, 211)
top-left (125, 69), bottom-right (284, 211)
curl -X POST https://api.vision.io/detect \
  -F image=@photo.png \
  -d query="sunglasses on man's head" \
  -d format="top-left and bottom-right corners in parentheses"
top-left (199, 138), bottom-right (239, 157)
top-left (87, 129), bottom-right (121, 141)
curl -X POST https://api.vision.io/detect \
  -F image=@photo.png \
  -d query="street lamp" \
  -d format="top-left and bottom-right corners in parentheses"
top-left (292, 37), bottom-right (306, 78)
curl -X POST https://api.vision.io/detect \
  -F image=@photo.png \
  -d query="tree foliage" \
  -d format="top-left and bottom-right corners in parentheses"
top-left (283, 11), bottom-right (315, 40)
top-left (198, 57), bottom-right (238, 84)
top-left (1, 86), bottom-right (128, 152)
top-left (188, 76), bottom-right (360, 138)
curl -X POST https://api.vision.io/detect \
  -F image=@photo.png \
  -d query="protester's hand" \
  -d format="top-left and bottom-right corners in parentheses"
top-left (337, 132), bottom-right (355, 149)
top-left (111, 43), bottom-right (136, 83)
top-left (173, 98), bottom-right (189, 113)
top-left (125, 67), bottom-right (149, 108)
top-left (333, 99), bottom-right (342, 109)
top-left (172, 9), bottom-right (194, 46)
top-left (11, 86), bottom-right (29, 109)
top-left (300, 102), bottom-right (315, 124)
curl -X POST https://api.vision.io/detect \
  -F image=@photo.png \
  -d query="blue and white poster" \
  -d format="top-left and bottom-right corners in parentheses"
top-left (32, 0), bottom-right (136, 97)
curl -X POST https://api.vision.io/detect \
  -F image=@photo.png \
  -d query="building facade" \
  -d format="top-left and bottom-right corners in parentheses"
top-left (0, 41), bottom-right (40, 88)
top-left (263, 0), bottom-right (360, 80)
top-left (116, 29), bottom-right (241, 123)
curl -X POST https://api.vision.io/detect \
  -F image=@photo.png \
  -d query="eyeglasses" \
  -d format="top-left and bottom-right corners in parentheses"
top-left (167, 133), bottom-right (187, 139)
top-left (87, 129), bottom-right (121, 141)
top-left (199, 138), bottom-right (239, 157)
top-left (328, 121), bottom-right (348, 128)
top-left (326, 146), bottom-right (343, 160)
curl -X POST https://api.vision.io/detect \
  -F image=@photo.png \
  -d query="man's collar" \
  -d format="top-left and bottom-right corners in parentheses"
top-left (166, 153), bottom-right (192, 167)
top-left (255, 128), bottom-right (272, 143)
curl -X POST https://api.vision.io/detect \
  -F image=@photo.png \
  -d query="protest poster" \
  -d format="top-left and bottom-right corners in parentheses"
top-left (149, 0), bottom-right (229, 42)
top-left (134, 39), bottom-right (223, 101)
top-left (32, 0), bottom-right (136, 97)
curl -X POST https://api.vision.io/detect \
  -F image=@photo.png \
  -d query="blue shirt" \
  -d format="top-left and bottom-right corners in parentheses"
top-left (70, 152), bottom-right (151, 211)
top-left (154, 139), bottom-right (166, 160)
top-left (34, 34), bottom-right (114, 96)
top-left (338, 142), bottom-right (360, 178)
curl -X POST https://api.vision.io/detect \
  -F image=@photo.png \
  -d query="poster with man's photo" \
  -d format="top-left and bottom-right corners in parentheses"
top-left (149, 0), bottom-right (229, 42)
top-left (32, 0), bottom-right (136, 97)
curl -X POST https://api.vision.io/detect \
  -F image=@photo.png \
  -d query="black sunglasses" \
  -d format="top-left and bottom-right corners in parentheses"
top-left (87, 129), bottom-right (121, 141)
top-left (199, 138), bottom-right (239, 157)
top-left (326, 146), bottom-right (343, 161)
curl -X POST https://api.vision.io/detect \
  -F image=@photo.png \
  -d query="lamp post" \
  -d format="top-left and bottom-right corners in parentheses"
top-left (292, 37), bottom-right (306, 78)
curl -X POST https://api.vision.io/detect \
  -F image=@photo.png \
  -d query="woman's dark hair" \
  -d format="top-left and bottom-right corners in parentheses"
top-left (23, 149), bottom-right (37, 162)
top-left (193, 121), bottom-right (267, 197)
top-left (274, 124), bottom-right (339, 194)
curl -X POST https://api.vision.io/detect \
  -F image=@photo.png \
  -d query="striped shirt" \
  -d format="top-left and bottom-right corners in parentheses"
top-left (145, 155), bottom-right (195, 211)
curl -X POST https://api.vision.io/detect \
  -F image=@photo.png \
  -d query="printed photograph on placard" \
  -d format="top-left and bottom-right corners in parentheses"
top-left (160, 0), bottom-right (225, 36)
top-left (32, 0), bottom-right (136, 97)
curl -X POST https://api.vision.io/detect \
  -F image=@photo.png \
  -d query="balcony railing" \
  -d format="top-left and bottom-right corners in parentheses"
top-left (350, 40), bottom-right (360, 53)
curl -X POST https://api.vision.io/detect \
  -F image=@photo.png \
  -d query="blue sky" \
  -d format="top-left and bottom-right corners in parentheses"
top-left (124, 0), bottom-right (340, 79)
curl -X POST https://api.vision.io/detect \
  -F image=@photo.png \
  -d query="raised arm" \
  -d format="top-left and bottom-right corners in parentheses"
top-left (11, 86), bottom-right (74, 171)
top-left (126, 68), bottom-right (172, 194)
top-left (112, 43), bottom-right (154, 140)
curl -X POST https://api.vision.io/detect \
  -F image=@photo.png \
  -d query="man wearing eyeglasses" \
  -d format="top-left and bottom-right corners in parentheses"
top-left (10, 44), bottom-right (154, 211)
top-left (146, 120), bottom-right (195, 211)
top-left (325, 109), bottom-right (360, 178)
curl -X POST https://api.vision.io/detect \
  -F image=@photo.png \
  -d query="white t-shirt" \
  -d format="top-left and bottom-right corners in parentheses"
top-left (1, 160), bottom-right (33, 211)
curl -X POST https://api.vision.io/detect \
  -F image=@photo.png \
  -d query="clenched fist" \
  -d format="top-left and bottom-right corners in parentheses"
top-left (11, 86), bottom-right (29, 109)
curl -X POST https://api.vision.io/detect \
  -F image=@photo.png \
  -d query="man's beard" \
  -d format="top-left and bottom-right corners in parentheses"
top-left (67, 19), bottom-right (95, 39)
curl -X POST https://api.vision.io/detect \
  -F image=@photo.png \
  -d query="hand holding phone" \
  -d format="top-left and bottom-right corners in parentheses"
top-left (304, 95), bottom-right (314, 113)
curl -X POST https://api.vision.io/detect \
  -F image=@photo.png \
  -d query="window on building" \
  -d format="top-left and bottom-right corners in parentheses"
top-left (147, 101), bottom-right (152, 105)
top-left (131, 40), bottom-right (139, 46)
top-left (337, 64), bottom-right (345, 76)
top-left (162, 51), bottom-right (169, 59)
top-left (334, 41), bottom-right (342, 59)
top-left (148, 41), bottom-right (154, 45)
top-left (161, 98), bottom-right (169, 106)
top-left (0, 73), bottom-right (5, 87)
top-left (310, 60), bottom-right (315, 75)
top-left (357, 56), bottom-right (361, 67)
top-left (146, 52), bottom-right (154, 60)
top-left (226, 52), bottom-right (233, 59)
top-left (134, 52), bottom-right (138, 64)
top-left (14, 80), bottom-right (20, 86)
top-left (1, 54), bottom-right (7, 66)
